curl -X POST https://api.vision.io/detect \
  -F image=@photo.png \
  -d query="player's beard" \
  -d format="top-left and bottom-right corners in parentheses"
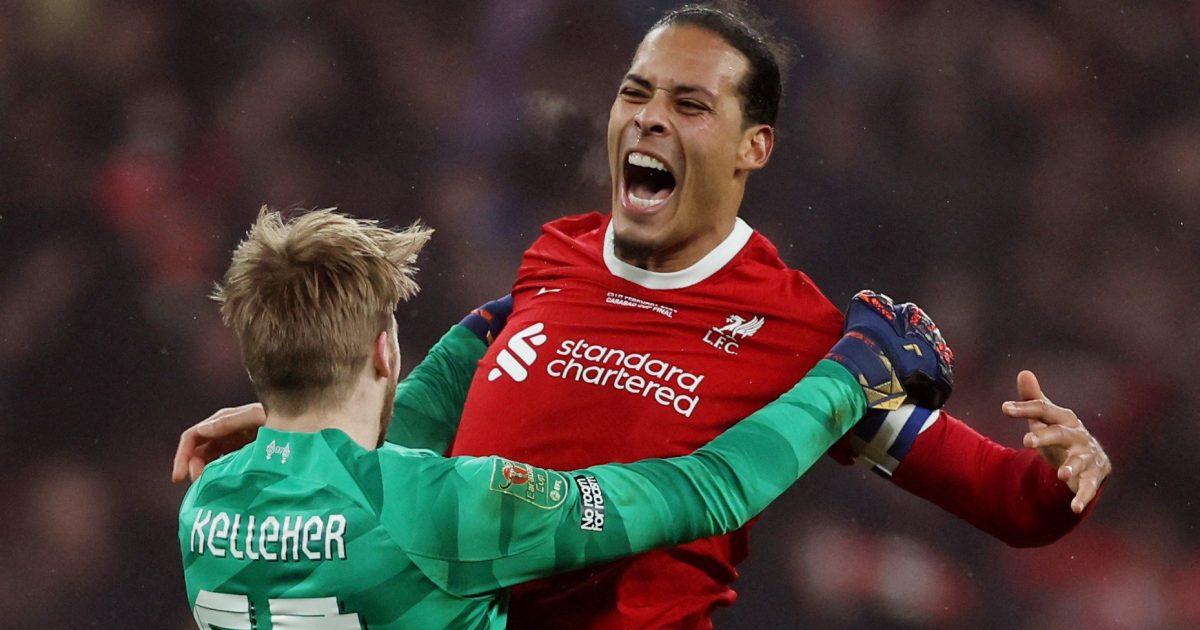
top-left (613, 233), bottom-right (658, 269)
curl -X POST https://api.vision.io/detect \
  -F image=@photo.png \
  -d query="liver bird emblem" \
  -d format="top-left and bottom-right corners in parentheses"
top-left (715, 315), bottom-right (765, 339)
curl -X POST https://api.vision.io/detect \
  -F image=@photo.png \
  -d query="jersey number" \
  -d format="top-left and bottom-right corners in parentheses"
top-left (193, 590), bottom-right (362, 629)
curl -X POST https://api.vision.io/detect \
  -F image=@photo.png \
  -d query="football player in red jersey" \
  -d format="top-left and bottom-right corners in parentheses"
top-left (174, 2), bottom-right (1111, 628)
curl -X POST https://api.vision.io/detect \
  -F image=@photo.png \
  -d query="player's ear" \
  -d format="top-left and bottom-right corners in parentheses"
top-left (736, 124), bottom-right (774, 172)
top-left (372, 330), bottom-right (397, 379)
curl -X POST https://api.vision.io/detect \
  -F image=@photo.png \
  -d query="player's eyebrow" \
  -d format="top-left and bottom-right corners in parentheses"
top-left (623, 73), bottom-right (717, 100)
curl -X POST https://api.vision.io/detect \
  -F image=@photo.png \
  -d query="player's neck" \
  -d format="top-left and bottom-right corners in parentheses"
top-left (614, 195), bottom-right (744, 272)
top-left (612, 212), bottom-right (741, 273)
top-left (264, 379), bottom-right (384, 451)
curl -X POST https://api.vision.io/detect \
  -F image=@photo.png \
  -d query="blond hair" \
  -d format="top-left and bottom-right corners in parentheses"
top-left (213, 206), bottom-right (432, 414)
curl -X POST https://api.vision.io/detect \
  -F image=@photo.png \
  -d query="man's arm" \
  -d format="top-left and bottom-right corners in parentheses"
top-left (387, 291), bottom-right (953, 596)
top-left (385, 325), bottom-right (486, 452)
top-left (387, 294), bottom-right (511, 451)
top-left (838, 371), bottom-right (1110, 546)
top-left (386, 359), bottom-right (865, 597)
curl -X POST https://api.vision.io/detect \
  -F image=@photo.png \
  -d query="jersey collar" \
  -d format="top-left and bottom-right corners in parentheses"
top-left (602, 217), bottom-right (754, 290)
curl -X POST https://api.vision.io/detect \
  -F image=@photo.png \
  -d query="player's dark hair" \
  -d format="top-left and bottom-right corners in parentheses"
top-left (651, 1), bottom-right (789, 127)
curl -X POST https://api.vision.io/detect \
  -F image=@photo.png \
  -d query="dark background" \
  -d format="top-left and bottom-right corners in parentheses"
top-left (0, 1), bottom-right (1197, 627)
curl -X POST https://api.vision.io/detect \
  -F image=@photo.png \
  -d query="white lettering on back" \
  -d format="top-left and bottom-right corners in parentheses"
top-left (190, 509), bottom-right (212, 554)
top-left (187, 512), bottom-right (349, 562)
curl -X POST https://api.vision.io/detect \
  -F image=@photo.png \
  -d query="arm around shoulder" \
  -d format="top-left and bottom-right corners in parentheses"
top-left (386, 325), bottom-right (487, 453)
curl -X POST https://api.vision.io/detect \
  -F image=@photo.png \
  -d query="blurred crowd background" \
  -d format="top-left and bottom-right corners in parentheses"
top-left (0, 0), bottom-right (1197, 627)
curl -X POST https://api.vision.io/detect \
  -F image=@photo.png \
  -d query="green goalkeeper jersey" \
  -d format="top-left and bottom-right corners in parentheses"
top-left (180, 349), bottom-right (863, 629)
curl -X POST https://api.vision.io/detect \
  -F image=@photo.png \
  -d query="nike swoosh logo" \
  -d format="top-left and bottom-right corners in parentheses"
top-left (536, 287), bottom-right (562, 296)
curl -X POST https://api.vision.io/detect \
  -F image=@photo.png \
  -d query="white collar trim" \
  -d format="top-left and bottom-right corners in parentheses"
top-left (602, 217), bottom-right (753, 290)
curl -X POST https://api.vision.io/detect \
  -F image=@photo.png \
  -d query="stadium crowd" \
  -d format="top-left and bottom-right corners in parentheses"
top-left (0, 1), bottom-right (1196, 627)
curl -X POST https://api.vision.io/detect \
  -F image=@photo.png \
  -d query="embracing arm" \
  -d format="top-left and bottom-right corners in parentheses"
top-left (388, 295), bottom-right (511, 451)
top-left (387, 295), bottom-right (513, 452)
top-left (392, 291), bottom-right (952, 596)
top-left (389, 359), bottom-right (865, 596)
top-left (385, 325), bottom-right (485, 452)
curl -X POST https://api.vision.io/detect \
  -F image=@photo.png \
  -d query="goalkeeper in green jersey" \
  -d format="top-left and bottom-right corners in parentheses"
top-left (180, 207), bottom-right (952, 629)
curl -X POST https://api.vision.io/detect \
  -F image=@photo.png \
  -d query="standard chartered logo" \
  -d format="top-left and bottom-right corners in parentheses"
top-left (547, 338), bottom-right (704, 418)
top-left (488, 324), bottom-right (706, 418)
top-left (488, 322), bottom-right (549, 382)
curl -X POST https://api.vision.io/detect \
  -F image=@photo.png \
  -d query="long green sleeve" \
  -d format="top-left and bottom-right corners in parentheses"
top-left (386, 325), bottom-right (486, 452)
top-left (179, 361), bottom-right (865, 627)
top-left (386, 359), bottom-right (864, 596)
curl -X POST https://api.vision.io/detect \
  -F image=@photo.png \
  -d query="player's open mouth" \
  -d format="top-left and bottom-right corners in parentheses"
top-left (622, 151), bottom-right (676, 212)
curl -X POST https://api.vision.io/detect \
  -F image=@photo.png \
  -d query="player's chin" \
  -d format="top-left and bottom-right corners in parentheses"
top-left (611, 222), bottom-right (666, 264)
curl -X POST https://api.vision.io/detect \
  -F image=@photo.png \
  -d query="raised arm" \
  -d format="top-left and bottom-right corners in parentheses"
top-left (386, 294), bottom-right (512, 452)
top-left (384, 326), bottom-right (484, 451)
top-left (388, 291), bottom-right (954, 596)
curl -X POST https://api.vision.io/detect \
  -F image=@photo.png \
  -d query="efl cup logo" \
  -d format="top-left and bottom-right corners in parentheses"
top-left (501, 462), bottom-right (531, 488)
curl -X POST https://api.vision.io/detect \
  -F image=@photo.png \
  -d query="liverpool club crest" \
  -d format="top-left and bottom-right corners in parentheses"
top-left (702, 314), bottom-right (765, 355)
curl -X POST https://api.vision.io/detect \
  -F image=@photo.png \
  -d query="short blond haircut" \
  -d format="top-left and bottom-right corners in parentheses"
top-left (213, 206), bottom-right (432, 414)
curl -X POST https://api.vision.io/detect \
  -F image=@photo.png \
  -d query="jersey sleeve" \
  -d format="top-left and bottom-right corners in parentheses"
top-left (845, 405), bottom-right (1094, 547)
top-left (386, 325), bottom-right (486, 453)
top-left (383, 359), bottom-right (864, 597)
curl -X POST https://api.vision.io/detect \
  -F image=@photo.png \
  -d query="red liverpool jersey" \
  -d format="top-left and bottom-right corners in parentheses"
top-left (450, 213), bottom-right (843, 628)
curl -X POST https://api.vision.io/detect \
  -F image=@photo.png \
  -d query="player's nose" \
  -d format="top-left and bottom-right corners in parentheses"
top-left (633, 91), bottom-right (670, 137)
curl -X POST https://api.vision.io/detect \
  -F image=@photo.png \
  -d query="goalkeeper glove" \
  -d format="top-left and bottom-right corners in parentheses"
top-left (459, 294), bottom-right (514, 345)
top-left (826, 290), bottom-right (954, 411)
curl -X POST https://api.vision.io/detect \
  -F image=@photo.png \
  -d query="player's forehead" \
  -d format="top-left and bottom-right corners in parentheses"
top-left (624, 24), bottom-right (748, 98)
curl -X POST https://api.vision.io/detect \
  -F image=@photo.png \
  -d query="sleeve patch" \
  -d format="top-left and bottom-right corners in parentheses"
top-left (488, 458), bottom-right (567, 509)
top-left (574, 475), bottom-right (606, 532)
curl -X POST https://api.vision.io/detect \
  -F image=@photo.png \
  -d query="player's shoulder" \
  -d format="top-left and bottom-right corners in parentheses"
top-left (373, 442), bottom-right (457, 478)
top-left (376, 442), bottom-right (442, 461)
top-left (737, 229), bottom-right (801, 277)
top-left (542, 211), bottom-right (606, 238)
top-left (518, 212), bottom-right (606, 274)
top-left (179, 444), bottom-right (258, 511)
top-left (190, 444), bottom-right (252, 487)
top-left (531, 212), bottom-right (606, 252)
top-left (731, 229), bottom-right (840, 315)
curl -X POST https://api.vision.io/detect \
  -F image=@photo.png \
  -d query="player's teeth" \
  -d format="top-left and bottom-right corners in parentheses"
top-left (628, 192), bottom-right (658, 208)
top-left (627, 152), bottom-right (668, 172)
